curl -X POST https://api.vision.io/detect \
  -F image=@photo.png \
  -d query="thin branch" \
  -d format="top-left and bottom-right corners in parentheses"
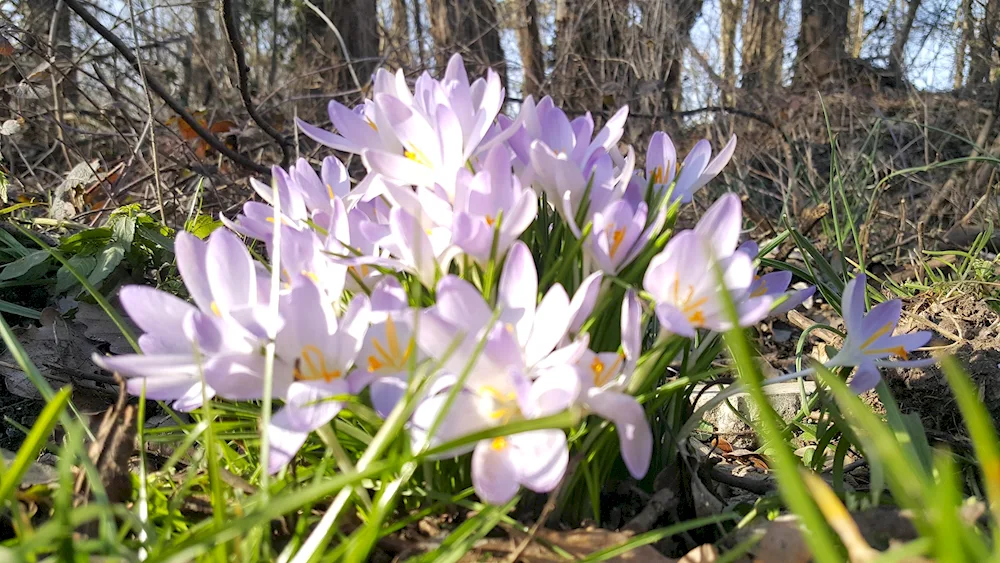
top-left (300, 0), bottom-right (364, 92)
top-left (62, 0), bottom-right (270, 174)
top-left (126, 0), bottom-right (167, 225)
top-left (221, 0), bottom-right (292, 166)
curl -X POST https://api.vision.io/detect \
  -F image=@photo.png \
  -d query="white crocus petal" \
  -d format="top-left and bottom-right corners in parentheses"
top-left (472, 439), bottom-right (520, 504)
top-left (511, 429), bottom-right (569, 493)
top-left (585, 389), bottom-right (652, 479)
top-left (524, 284), bottom-right (571, 367)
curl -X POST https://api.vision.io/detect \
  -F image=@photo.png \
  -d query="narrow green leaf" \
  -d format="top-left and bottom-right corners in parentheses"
top-left (0, 387), bottom-right (71, 503)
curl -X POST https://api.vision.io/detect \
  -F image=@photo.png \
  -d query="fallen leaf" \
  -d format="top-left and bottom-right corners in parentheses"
top-left (0, 316), bottom-right (116, 411)
top-left (1, 448), bottom-right (58, 487)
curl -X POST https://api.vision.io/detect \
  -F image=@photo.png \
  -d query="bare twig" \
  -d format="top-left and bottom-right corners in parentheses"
top-left (221, 0), bottom-right (292, 166)
top-left (622, 488), bottom-right (678, 535)
top-left (300, 0), bottom-right (364, 92)
top-left (126, 0), bottom-right (166, 225)
top-left (62, 0), bottom-right (270, 174)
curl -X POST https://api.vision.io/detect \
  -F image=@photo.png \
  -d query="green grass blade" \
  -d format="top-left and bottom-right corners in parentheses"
top-left (939, 356), bottom-right (1000, 548)
top-left (0, 386), bottom-right (71, 503)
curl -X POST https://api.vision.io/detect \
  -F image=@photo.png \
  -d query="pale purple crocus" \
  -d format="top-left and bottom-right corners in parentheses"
top-left (353, 278), bottom-right (425, 417)
top-left (827, 274), bottom-right (933, 393)
top-left (358, 207), bottom-right (459, 289)
top-left (670, 135), bottom-right (737, 204)
top-left (737, 241), bottom-right (816, 315)
top-left (93, 230), bottom-right (268, 411)
top-left (567, 271), bottom-right (604, 337)
top-left (574, 291), bottom-right (652, 478)
top-left (408, 364), bottom-right (577, 504)
top-left (645, 131), bottom-right (677, 202)
top-left (416, 242), bottom-right (574, 382)
top-left (295, 69), bottom-right (407, 156)
top-left (223, 157), bottom-right (351, 242)
top-left (643, 195), bottom-right (772, 337)
top-left (266, 280), bottom-right (370, 473)
top-left (452, 146), bottom-right (537, 262)
top-left (588, 197), bottom-right (664, 274)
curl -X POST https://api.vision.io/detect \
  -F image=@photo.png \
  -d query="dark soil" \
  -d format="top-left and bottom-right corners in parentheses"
top-left (885, 291), bottom-right (1000, 439)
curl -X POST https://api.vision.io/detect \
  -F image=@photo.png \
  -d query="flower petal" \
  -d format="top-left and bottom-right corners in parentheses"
top-left (472, 439), bottom-right (520, 504)
top-left (511, 429), bottom-right (569, 493)
top-left (586, 389), bottom-right (652, 478)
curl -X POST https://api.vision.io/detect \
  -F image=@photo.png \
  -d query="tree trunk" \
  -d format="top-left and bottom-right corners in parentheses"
top-left (517, 0), bottom-right (546, 98)
top-left (741, 0), bottom-right (782, 90)
top-left (954, 0), bottom-right (972, 88)
top-left (720, 0), bottom-right (742, 101)
top-left (888, 0), bottom-right (922, 76)
top-left (849, 0), bottom-right (865, 57)
top-left (794, 0), bottom-right (850, 85)
top-left (968, 0), bottom-right (997, 87)
top-left (299, 0), bottom-right (379, 94)
top-left (390, 0), bottom-right (413, 69)
top-left (187, 1), bottom-right (217, 107)
top-left (427, 0), bottom-right (507, 86)
top-left (662, 0), bottom-right (704, 112)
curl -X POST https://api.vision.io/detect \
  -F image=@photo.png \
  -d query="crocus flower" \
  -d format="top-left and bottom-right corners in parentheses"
top-left (223, 157), bottom-right (351, 242)
top-left (643, 195), bottom-right (772, 337)
top-left (588, 197), bottom-right (664, 274)
top-left (670, 135), bottom-right (737, 204)
top-left (737, 241), bottom-right (816, 315)
top-left (574, 291), bottom-right (652, 478)
top-left (409, 353), bottom-right (580, 504)
top-left (645, 131), bottom-right (677, 202)
top-left (295, 68), bottom-right (408, 155)
top-left (452, 145), bottom-right (537, 262)
top-left (827, 274), bottom-right (932, 393)
top-left (416, 242), bottom-right (574, 382)
top-left (355, 278), bottom-right (424, 417)
top-left (266, 280), bottom-right (370, 473)
top-left (93, 230), bottom-right (268, 411)
top-left (567, 271), bottom-right (604, 337)
top-left (358, 207), bottom-right (459, 289)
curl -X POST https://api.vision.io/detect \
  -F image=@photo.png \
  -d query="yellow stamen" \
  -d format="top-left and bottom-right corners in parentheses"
top-left (750, 279), bottom-right (769, 298)
top-left (860, 322), bottom-right (894, 351)
top-left (326, 183), bottom-right (335, 199)
top-left (866, 345), bottom-right (909, 359)
top-left (302, 271), bottom-right (320, 284)
top-left (366, 118), bottom-right (378, 131)
top-left (591, 353), bottom-right (625, 387)
top-left (651, 167), bottom-right (664, 183)
top-left (491, 437), bottom-right (507, 451)
top-left (293, 344), bottom-right (342, 382)
top-left (591, 357), bottom-right (605, 378)
top-left (210, 301), bottom-right (222, 317)
top-left (609, 226), bottom-right (627, 259)
top-left (366, 316), bottom-right (415, 373)
top-left (485, 215), bottom-right (495, 227)
top-left (404, 148), bottom-right (432, 167)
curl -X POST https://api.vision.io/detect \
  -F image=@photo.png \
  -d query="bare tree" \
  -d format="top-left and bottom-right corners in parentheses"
top-left (720, 0), bottom-right (743, 100)
top-left (390, 0), bottom-right (413, 69)
top-left (183, 1), bottom-right (218, 108)
top-left (299, 0), bottom-right (379, 94)
top-left (427, 0), bottom-right (507, 85)
top-left (889, 0), bottom-right (922, 76)
top-left (741, 0), bottom-right (782, 90)
top-left (849, 0), bottom-right (865, 57)
top-left (967, 0), bottom-right (997, 86)
top-left (955, 0), bottom-right (973, 88)
top-left (794, 0), bottom-right (850, 85)
top-left (517, 0), bottom-right (546, 97)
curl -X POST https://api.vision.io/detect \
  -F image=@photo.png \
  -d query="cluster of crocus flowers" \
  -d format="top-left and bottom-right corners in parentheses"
top-left (93, 54), bottom-right (934, 505)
